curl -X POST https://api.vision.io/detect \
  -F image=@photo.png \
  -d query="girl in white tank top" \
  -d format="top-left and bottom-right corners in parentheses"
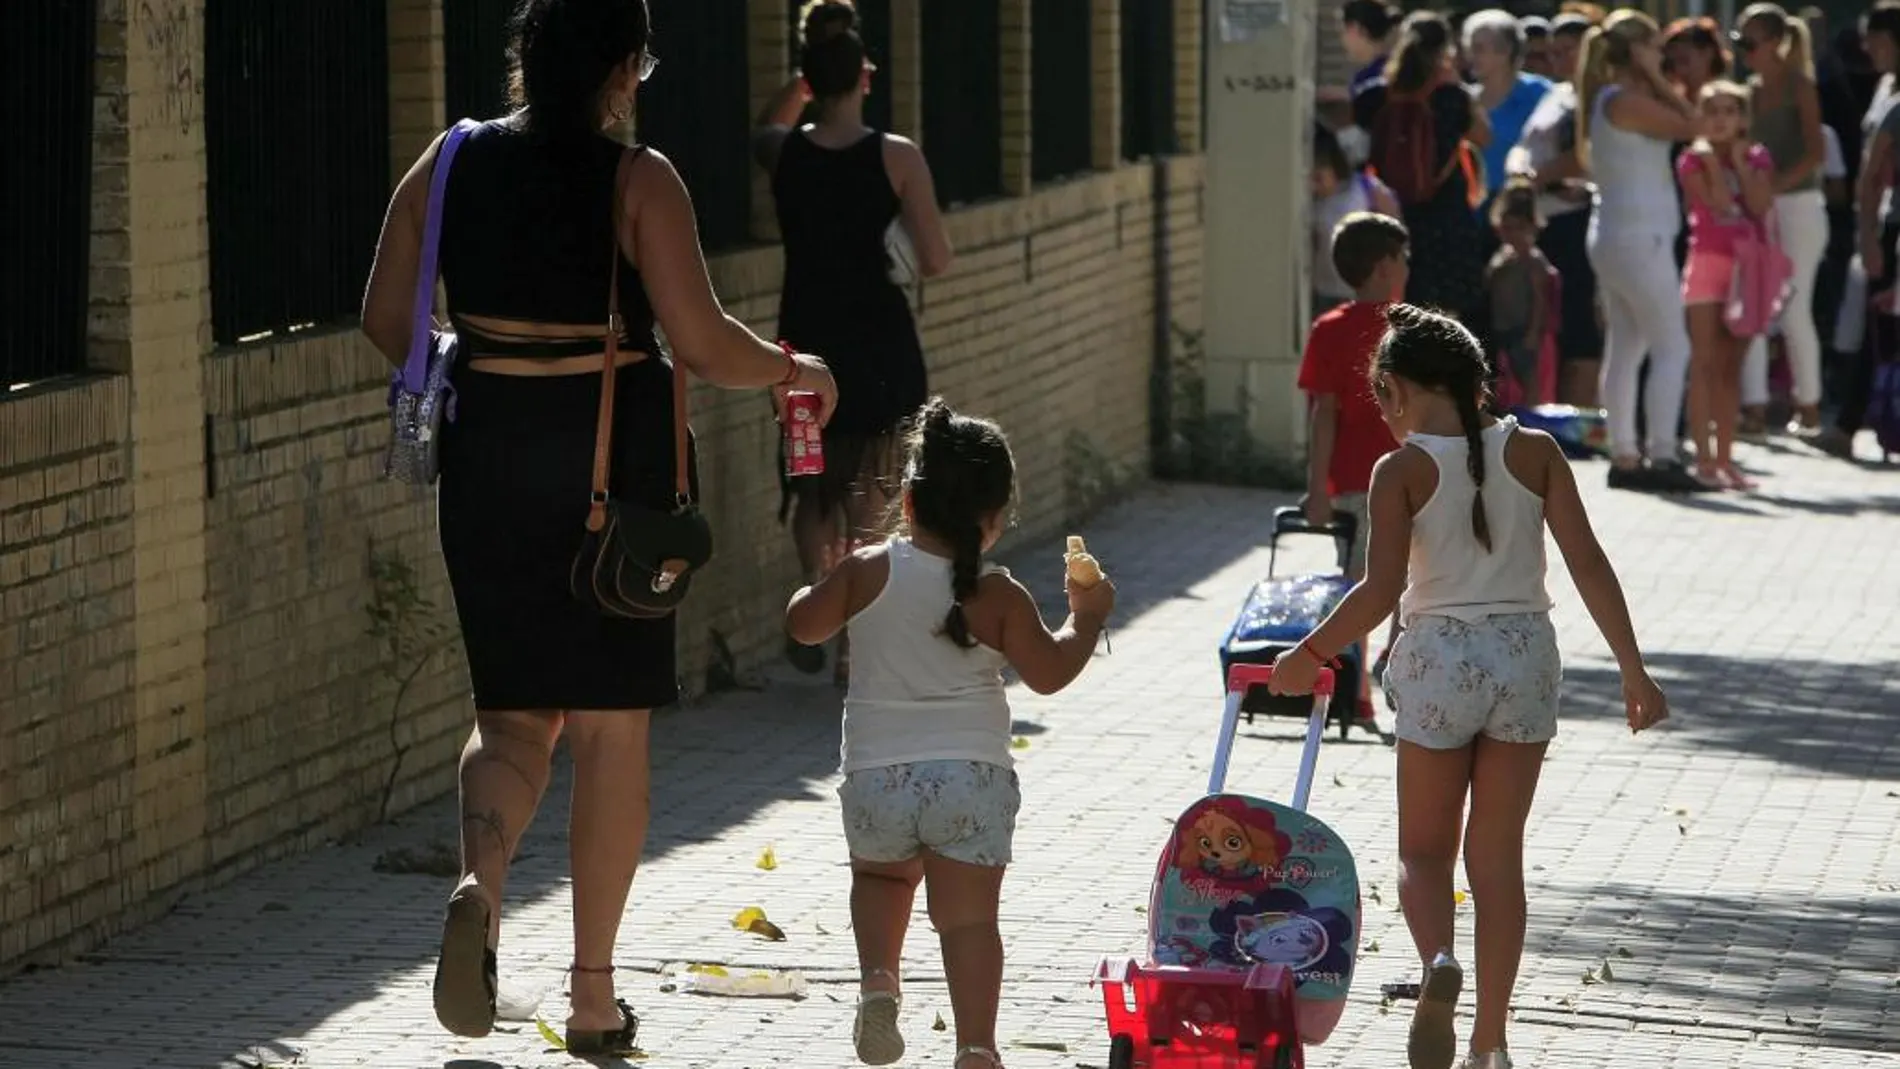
top-left (1262, 305), bottom-right (1670, 1069)
top-left (784, 398), bottom-right (1116, 1069)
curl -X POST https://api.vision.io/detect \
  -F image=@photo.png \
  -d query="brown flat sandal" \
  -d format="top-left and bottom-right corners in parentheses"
top-left (433, 887), bottom-right (498, 1038)
top-left (565, 965), bottom-right (640, 1055)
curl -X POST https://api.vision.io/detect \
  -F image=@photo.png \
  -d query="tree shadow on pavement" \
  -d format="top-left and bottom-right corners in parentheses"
top-left (0, 483), bottom-right (1281, 1069)
top-left (1559, 652), bottom-right (1900, 780)
top-left (1523, 880), bottom-right (1900, 1053)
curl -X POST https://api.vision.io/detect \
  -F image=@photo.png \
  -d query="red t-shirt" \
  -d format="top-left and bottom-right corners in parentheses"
top-left (1297, 300), bottom-right (1400, 495)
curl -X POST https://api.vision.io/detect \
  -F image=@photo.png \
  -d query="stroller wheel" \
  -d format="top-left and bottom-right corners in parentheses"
top-left (1108, 1033), bottom-right (1135, 1069)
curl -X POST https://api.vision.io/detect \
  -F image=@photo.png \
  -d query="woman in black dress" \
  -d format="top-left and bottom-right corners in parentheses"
top-left (753, 0), bottom-right (953, 681)
top-left (1354, 11), bottom-right (1493, 331)
top-left (360, 0), bottom-right (837, 1053)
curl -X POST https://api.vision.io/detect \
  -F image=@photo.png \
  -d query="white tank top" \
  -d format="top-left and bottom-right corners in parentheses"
top-left (1586, 85), bottom-right (1682, 240)
top-left (1398, 418), bottom-right (1554, 626)
top-left (840, 538), bottom-right (1014, 773)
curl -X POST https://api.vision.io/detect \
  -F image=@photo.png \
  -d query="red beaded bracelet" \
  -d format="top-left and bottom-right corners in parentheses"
top-left (1297, 640), bottom-right (1328, 666)
top-left (776, 340), bottom-right (800, 386)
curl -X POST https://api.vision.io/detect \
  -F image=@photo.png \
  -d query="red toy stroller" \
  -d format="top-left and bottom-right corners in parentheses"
top-left (1092, 665), bottom-right (1361, 1069)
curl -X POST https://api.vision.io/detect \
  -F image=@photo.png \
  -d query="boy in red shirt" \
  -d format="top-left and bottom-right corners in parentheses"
top-left (1298, 212), bottom-right (1408, 734)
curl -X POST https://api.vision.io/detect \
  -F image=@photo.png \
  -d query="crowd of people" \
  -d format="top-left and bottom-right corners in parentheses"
top-left (1317, 0), bottom-right (1900, 492)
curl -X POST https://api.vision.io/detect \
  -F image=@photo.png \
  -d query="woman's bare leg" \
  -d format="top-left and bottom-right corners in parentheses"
top-left (1461, 737), bottom-right (1548, 1056)
top-left (459, 710), bottom-right (561, 940)
top-left (563, 710), bottom-right (653, 1032)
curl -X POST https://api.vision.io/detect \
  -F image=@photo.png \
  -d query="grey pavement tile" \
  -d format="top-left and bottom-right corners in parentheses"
top-left (1, 442), bottom-right (1898, 1067)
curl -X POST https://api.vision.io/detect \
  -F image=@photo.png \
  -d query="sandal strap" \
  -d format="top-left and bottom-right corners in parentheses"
top-left (954, 1046), bottom-right (1003, 1068)
top-left (569, 963), bottom-right (616, 974)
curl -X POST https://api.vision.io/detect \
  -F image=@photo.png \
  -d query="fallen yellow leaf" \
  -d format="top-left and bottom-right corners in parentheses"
top-left (1453, 890), bottom-right (1468, 905)
top-left (757, 845), bottom-right (778, 871)
top-left (1011, 736), bottom-right (1031, 750)
top-left (535, 1017), bottom-right (567, 1050)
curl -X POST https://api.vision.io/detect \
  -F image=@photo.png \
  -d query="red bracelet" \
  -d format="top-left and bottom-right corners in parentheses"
top-left (1297, 640), bottom-right (1329, 666)
top-left (776, 340), bottom-right (800, 386)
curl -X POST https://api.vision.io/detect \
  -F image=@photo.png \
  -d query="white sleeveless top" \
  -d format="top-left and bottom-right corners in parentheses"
top-left (841, 538), bottom-right (1014, 773)
top-left (1399, 418), bottom-right (1554, 626)
top-left (1312, 174), bottom-right (1377, 301)
top-left (1587, 85), bottom-right (1682, 240)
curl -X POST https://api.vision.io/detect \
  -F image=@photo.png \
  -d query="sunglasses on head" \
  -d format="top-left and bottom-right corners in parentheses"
top-left (1728, 30), bottom-right (1767, 52)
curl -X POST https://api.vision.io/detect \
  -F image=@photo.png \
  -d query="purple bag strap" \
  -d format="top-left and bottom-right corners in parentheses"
top-left (400, 119), bottom-right (479, 394)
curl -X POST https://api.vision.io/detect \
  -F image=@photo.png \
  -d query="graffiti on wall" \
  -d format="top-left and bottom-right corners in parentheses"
top-left (137, 0), bottom-right (197, 135)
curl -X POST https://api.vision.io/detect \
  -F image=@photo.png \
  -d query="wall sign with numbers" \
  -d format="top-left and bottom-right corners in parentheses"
top-left (1223, 74), bottom-right (1299, 94)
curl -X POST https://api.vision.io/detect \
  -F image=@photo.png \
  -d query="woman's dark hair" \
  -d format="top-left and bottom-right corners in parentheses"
top-left (1386, 11), bottom-right (1454, 94)
top-left (902, 398), bottom-right (1017, 649)
top-left (1312, 122), bottom-right (1351, 183)
top-left (508, 0), bottom-right (651, 140)
top-left (799, 0), bottom-right (866, 99)
top-left (1372, 304), bottom-right (1495, 551)
top-left (1342, 0), bottom-right (1400, 41)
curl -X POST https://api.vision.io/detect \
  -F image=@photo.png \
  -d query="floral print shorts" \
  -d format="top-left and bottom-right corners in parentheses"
top-left (1382, 612), bottom-right (1562, 749)
top-left (837, 760), bottom-right (1020, 867)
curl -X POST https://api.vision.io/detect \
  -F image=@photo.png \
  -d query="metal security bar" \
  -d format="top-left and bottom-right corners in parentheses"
top-left (1031, 0), bottom-right (1092, 182)
top-left (444, 0), bottom-right (514, 123)
top-left (204, 0), bottom-right (391, 346)
top-left (921, 0), bottom-right (1003, 207)
top-left (2, 0), bottom-right (97, 387)
top-left (786, 0), bottom-right (893, 132)
top-left (640, 0), bottom-right (753, 250)
top-left (1121, 0), bottom-right (1176, 161)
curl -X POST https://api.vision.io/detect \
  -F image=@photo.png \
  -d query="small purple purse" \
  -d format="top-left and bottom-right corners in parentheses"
top-left (384, 119), bottom-right (478, 486)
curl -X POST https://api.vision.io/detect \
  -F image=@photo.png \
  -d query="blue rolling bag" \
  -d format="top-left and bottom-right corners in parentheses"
top-left (1218, 507), bottom-right (1370, 740)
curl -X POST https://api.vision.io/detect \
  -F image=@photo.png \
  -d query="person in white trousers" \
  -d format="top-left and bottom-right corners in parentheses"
top-left (1734, 4), bottom-right (1831, 436)
top-left (1577, 11), bottom-right (1713, 492)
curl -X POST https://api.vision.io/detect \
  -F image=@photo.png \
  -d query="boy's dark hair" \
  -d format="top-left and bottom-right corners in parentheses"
top-left (902, 398), bottom-right (1017, 649)
top-left (1331, 212), bottom-right (1410, 291)
top-left (1372, 305), bottom-right (1494, 551)
top-left (1342, 0), bottom-right (1400, 40)
top-left (1550, 13), bottom-right (1593, 39)
top-left (1488, 176), bottom-right (1542, 230)
top-left (1313, 122), bottom-right (1352, 184)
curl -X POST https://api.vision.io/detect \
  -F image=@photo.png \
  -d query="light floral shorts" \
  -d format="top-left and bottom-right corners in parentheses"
top-left (838, 760), bottom-right (1020, 867)
top-left (1382, 612), bottom-right (1562, 749)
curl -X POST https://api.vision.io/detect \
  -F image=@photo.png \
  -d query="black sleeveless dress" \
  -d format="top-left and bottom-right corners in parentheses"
top-left (771, 128), bottom-right (928, 521)
top-left (434, 120), bottom-right (694, 712)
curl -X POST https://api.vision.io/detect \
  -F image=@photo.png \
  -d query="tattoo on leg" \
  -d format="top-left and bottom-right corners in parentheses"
top-left (462, 807), bottom-right (508, 851)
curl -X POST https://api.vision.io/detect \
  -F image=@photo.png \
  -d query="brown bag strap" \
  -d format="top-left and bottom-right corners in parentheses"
top-left (587, 146), bottom-right (690, 534)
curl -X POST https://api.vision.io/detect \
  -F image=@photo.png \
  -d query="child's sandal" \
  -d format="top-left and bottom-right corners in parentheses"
top-left (955, 1046), bottom-right (1004, 1069)
top-left (853, 968), bottom-right (904, 1066)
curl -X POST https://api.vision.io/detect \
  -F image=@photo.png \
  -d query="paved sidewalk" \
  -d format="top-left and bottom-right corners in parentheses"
top-left (2, 438), bottom-right (1898, 1069)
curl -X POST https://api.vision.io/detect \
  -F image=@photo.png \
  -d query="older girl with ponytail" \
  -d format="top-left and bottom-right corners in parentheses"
top-left (786, 398), bottom-right (1115, 1069)
top-left (1733, 2), bottom-right (1830, 435)
top-left (1573, 10), bottom-right (1712, 492)
top-left (1269, 305), bottom-right (1670, 1069)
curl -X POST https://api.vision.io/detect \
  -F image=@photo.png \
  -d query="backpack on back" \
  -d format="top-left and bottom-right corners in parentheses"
top-left (1368, 90), bottom-right (1460, 205)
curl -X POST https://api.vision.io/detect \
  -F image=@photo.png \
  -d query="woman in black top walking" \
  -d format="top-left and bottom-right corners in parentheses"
top-left (753, 0), bottom-right (953, 682)
top-left (360, 0), bottom-right (836, 1053)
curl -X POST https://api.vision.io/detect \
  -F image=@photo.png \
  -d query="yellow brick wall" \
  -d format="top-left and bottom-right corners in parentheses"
top-left (0, 0), bottom-right (1208, 972)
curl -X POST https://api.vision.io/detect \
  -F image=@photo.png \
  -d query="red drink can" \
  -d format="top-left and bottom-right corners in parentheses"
top-left (784, 391), bottom-right (825, 476)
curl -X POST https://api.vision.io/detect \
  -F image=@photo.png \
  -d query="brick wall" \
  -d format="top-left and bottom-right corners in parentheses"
top-left (0, 0), bottom-right (1208, 973)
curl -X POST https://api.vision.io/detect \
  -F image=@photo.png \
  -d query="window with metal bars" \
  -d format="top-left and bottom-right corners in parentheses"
top-left (1031, 0), bottom-right (1093, 182)
top-left (203, 0), bottom-right (391, 346)
top-left (786, 0), bottom-right (893, 132)
top-left (921, 0), bottom-right (1003, 207)
top-left (639, 0), bottom-right (753, 251)
top-left (2, 0), bottom-right (97, 387)
top-left (444, 0), bottom-right (514, 123)
top-left (1121, 0), bottom-right (1176, 161)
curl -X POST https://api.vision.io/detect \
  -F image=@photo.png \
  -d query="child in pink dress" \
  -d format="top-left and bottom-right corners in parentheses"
top-left (1676, 80), bottom-right (1777, 490)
